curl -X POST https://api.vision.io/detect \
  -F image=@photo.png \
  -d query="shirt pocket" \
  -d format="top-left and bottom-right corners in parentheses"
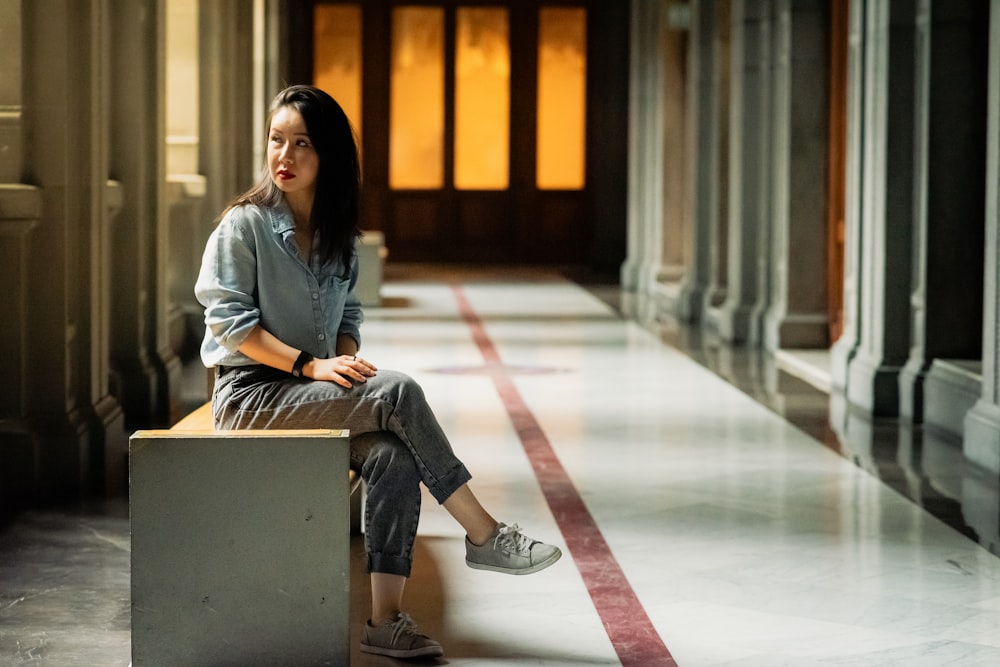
top-left (322, 274), bottom-right (350, 328)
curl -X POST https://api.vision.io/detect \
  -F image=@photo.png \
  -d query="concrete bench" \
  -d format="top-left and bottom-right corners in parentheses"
top-left (129, 404), bottom-right (360, 666)
top-left (170, 402), bottom-right (362, 506)
top-left (357, 229), bottom-right (387, 307)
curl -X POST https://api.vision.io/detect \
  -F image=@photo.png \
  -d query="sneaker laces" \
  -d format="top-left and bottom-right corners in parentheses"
top-left (494, 523), bottom-right (535, 555)
top-left (386, 612), bottom-right (426, 645)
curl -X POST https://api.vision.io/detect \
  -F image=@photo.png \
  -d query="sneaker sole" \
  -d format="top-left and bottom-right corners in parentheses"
top-left (360, 643), bottom-right (444, 659)
top-left (466, 549), bottom-right (562, 575)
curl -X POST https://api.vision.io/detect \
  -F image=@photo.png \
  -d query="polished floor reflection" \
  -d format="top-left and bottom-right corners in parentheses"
top-left (645, 307), bottom-right (1000, 560)
top-left (2, 269), bottom-right (999, 666)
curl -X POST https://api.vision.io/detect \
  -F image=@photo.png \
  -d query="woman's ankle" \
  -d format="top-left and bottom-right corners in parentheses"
top-left (370, 609), bottom-right (400, 626)
top-left (467, 521), bottom-right (500, 547)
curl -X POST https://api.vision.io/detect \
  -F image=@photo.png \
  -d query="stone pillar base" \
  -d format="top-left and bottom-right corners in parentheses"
top-left (963, 399), bottom-right (1000, 473)
top-left (717, 303), bottom-right (754, 344)
top-left (847, 351), bottom-right (901, 417)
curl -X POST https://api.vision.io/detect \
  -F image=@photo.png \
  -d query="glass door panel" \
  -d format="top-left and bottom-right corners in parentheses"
top-left (390, 6), bottom-right (445, 189)
top-left (313, 4), bottom-right (363, 139)
top-left (455, 7), bottom-right (510, 190)
top-left (536, 7), bottom-right (586, 190)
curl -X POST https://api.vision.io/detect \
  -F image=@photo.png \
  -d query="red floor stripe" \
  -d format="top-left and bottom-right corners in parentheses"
top-left (451, 285), bottom-right (677, 667)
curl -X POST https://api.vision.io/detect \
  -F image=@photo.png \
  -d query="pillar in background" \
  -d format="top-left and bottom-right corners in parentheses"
top-left (622, 0), bottom-right (667, 302)
top-left (660, 3), bottom-right (689, 290)
top-left (761, 0), bottom-right (830, 351)
top-left (676, 0), bottom-right (719, 323)
top-left (165, 0), bottom-right (208, 361)
top-left (21, 0), bottom-right (126, 500)
top-left (198, 0), bottom-right (256, 220)
top-left (845, 1), bottom-right (918, 417)
top-left (900, 0), bottom-right (988, 425)
top-left (964, 0), bottom-right (1000, 473)
top-left (702, 0), bottom-right (732, 328)
top-left (718, 0), bottom-right (772, 344)
top-left (0, 1), bottom-right (43, 507)
top-left (108, 0), bottom-right (182, 429)
top-left (0, 187), bottom-right (41, 506)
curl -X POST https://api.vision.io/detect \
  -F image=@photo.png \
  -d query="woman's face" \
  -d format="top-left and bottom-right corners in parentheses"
top-left (267, 106), bottom-right (319, 203)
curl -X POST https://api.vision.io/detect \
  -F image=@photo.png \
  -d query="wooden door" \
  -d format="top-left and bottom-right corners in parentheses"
top-left (315, 1), bottom-right (593, 264)
top-left (826, 0), bottom-right (849, 342)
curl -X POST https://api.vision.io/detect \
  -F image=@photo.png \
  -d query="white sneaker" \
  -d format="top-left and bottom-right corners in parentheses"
top-left (465, 523), bottom-right (562, 575)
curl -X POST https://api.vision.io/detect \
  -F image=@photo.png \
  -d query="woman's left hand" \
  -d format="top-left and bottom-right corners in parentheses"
top-left (306, 354), bottom-right (378, 388)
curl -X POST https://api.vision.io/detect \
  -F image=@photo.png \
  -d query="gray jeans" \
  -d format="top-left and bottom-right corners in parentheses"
top-left (211, 365), bottom-right (472, 577)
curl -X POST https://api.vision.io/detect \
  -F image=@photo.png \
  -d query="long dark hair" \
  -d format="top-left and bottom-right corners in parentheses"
top-left (223, 85), bottom-right (361, 272)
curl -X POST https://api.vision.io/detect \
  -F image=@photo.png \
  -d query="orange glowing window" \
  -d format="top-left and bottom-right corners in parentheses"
top-left (313, 4), bottom-right (363, 141)
top-left (455, 8), bottom-right (510, 190)
top-left (537, 7), bottom-right (587, 190)
top-left (390, 6), bottom-right (445, 189)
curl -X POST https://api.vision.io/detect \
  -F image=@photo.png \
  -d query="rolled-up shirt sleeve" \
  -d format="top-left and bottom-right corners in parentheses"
top-left (195, 214), bottom-right (261, 356)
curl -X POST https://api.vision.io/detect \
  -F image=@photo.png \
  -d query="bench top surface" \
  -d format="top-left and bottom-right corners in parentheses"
top-left (170, 401), bottom-right (214, 430)
top-left (168, 402), bottom-right (346, 438)
top-left (135, 428), bottom-right (348, 438)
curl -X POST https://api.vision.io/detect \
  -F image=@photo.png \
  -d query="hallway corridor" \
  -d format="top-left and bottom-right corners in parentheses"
top-left (2, 271), bottom-right (1000, 666)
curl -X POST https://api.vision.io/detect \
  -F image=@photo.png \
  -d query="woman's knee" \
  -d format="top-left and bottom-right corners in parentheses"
top-left (358, 433), bottom-right (420, 487)
top-left (372, 369), bottom-right (426, 404)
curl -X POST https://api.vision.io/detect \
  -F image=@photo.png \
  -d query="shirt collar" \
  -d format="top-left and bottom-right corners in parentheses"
top-left (269, 198), bottom-right (297, 235)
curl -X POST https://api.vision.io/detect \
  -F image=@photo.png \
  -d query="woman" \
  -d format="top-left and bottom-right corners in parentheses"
top-left (195, 85), bottom-right (561, 660)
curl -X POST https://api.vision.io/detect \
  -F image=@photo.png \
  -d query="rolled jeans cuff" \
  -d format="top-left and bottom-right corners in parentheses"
top-left (368, 552), bottom-right (413, 577)
top-left (427, 463), bottom-right (473, 505)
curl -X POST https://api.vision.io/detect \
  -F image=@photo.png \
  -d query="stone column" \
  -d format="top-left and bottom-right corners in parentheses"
top-left (622, 0), bottom-right (666, 300)
top-left (166, 175), bottom-right (207, 358)
top-left (165, 0), bottom-right (207, 359)
top-left (199, 0), bottom-right (256, 219)
top-left (762, 0), bottom-right (830, 351)
top-left (964, 0), bottom-right (1000, 473)
top-left (22, 0), bottom-right (126, 499)
top-left (718, 0), bottom-right (772, 344)
top-left (0, 187), bottom-right (40, 505)
top-left (0, 1), bottom-right (24, 185)
top-left (618, 2), bottom-right (646, 292)
top-left (257, 0), bottom-right (312, 133)
top-left (900, 0), bottom-right (989, 424)
top-left (845, 1), bottom-right (918, 417)
top-left (660, 3), bottom-right (690, 289)
top-left (702, 0), bottom-right (732, 326)
top-left (0, 2), bottom-right (41, 505)
top-left (108, 0), bottom-right (182, 428)
top-left (193, 0), bottom-right (258, 380)
top-left (676, 0), bottom-right (719, 323)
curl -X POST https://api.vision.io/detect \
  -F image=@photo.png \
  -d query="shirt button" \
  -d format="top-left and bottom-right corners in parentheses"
top-left (312, 292), bottom-right (319, 300)
top-left (318, 334), bottom-right (326, 341)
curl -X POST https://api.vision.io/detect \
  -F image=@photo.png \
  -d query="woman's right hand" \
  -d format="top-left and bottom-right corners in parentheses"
top-left (306, 354), bottom-right (378, 388)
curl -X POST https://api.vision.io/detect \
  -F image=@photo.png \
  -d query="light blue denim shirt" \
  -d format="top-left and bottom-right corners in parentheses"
top-left (194, 200), bottom-right (363, 368)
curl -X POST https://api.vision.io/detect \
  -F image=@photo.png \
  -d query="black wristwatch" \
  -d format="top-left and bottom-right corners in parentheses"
top-left (291, 350), bottom-right (313, 378)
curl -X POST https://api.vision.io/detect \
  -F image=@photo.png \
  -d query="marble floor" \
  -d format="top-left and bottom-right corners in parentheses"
top-left (2, 268), bottom-right (1000, 666)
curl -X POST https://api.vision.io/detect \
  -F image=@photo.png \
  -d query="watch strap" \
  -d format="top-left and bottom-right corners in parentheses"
top-left (291, 350), bottom-right (313, 378)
